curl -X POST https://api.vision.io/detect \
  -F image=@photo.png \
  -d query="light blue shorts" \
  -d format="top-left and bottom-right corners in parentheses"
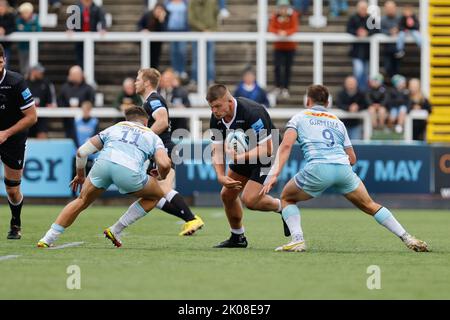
top-left (294, 163), bottom-right (361, 198)
top-left (88, 159), bottom-right (148, 194)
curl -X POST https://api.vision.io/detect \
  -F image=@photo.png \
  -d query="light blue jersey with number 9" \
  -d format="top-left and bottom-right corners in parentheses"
top-left (286, 106), bottom-right (352, 165)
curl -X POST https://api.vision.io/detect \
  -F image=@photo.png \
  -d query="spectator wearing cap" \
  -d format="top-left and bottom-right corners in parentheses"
top-left (366, 73), bottom-right (389, 130)
top-left (234, 68), bottom-right (270, 108)
top-left (0, 0), bottom-right (15, 67)
top-left (268, 0), bottom-right (299, 100)
top-left (16, 2), bottom-right (41, 75)
top-left (26, 63), bottom-right (56, 139)
top-left (388, 74), bottom-right (409, 134)
top-left (336, 75), bottom-right (367, 139)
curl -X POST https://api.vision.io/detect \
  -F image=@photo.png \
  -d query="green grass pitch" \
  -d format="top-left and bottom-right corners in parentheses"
top-left (0, 205), bottom-right (449, 299)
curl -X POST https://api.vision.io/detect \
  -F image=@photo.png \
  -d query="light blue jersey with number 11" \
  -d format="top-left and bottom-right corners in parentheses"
top-left (286, 105), bottom-right (352, 165)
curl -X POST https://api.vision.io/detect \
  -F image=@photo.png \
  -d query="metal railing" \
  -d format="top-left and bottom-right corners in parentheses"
top-left (37, 106), bottom-right (430, 142)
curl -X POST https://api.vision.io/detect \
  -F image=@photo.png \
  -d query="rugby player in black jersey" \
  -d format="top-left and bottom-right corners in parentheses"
top-left (0, 44), bottom-right (37, 239)
top-left (207, 84), bottom-right (286, 248)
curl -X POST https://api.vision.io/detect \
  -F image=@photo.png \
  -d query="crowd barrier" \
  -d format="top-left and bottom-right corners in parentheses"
top-left (0, 140), bottom-right (448, 198)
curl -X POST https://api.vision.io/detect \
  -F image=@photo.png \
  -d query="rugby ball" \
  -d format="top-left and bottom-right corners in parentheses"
top-left (225, 131), bottom-right (248, 154)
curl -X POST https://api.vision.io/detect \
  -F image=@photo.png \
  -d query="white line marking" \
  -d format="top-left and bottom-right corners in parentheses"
top-left (0, 255), bottom-right (20, 261)
top-left (48, 242), bottom-right (84, 250)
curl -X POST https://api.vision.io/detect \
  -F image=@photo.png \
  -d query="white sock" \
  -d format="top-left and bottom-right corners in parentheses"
top-left (166, 190), bottom-right (178, 202)
top-left (156, 198), bottom-right (166, 209)
top-left (282, 205), bottom-right (304, 242)
top-left (276, 199), bottom-right (282, 213)
top-left (111, 201), bottom-right (148, 235)
top-left (40, 223), bottom-right (65, 245)
top-left (231, 227), bottom-right (245, 235)
top-left (374, 207), bottom-right (407, 238)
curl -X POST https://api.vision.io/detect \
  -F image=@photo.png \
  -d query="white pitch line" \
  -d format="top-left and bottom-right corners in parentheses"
top-left (48, 242), bottom-right (84, 250)
top-left (0, 255), bottom-right (20, 261)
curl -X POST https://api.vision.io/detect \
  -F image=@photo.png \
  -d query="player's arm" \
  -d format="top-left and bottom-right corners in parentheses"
top-left (260, 128), bottom-right (297, 195)
top-left (71, 135), bottom-right (102, 192)
top-left (0, 105), bottom-right (38, 144)
top-left (212, 142), bottom-right (242, 189)
top-left (150, 108), bottom-right (169, 135)
top-left (345, 147), bottom-right (357, 166)
top-left (153, 148), bottom-right (171, 180)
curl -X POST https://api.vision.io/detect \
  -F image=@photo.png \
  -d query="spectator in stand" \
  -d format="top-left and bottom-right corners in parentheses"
top-left (58, 65), bottom-right (96, 139)
top-left (0, 0), bottom-right (15, 67)
top-left (234, 67), bottom-right (270, 108)
top-left (72, 0), bottom-right (107, 69)
top-left (336, 75), bottom-right (367, 139)
top-left (189, 0), bottom-right (218, 86)
top-left (396, 5), bottom-right (421, 58)
top-left (114, 77), bottom-right (142, 113)
top-left (16, 2), bottom-right (41, 75)
top-left (408, 78), bottom-right (431, 140)
top-left (268, 0), bottom-right (299, 100)
top-left (366, 73), bottom-right (389, 131)
top-left (27, 63), bottom-right (57, 139)
top-left (138, 3), bottom-right (168, 70)
top-left (388, 74), bottom-right (409, 134)
top-left (292, 0), bottom-right (310, 15)
top-left (330, 0), bottom-right (348, 18)
top-left (381, 0), bottom-right (401, 78)
top-left (165, 0), bottom-right (189, 80)
top-left (347, 0), bottom-right (378, 91)
top-left (159, 68), bottom-right (191, 131)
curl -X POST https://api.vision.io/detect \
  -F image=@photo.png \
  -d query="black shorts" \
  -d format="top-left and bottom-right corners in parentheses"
top-left (229, 164), bottom-right (270, 185)
top-left (0, 141), bottom-right (26, 170)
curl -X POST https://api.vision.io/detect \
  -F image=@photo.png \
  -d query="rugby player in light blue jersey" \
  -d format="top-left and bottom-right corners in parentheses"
top-left (37, 107), bottom-right (172, 248)
top-left (261, 85), bottom-right (429, 253)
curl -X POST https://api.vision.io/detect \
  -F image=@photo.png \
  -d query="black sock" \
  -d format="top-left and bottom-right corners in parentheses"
top-left (9, 198), bottom-right (23, 227)
top-left (160, 200), bottom-right (190, 222)
top-left (168, 193), bottom-right (196, 222)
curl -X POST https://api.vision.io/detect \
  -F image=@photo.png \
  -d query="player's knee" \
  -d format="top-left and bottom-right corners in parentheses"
top-left (241, 195), bottom-right (258, 210)
top-left (220, 188), bottom-right (237, 204)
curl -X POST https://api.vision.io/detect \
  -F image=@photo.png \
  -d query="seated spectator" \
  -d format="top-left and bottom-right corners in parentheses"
top-left (114, 77), bottom-right (142, 113)
top-left (234, 68), bottom-right (270, 108)
top-left (138, 3), bottom-right (168, 69)
top-left (408, 78), bottom-right (431, 140)
top-left (16, 2), bottom-right (41, 75)
top-left (336, 75), bottom-right (367, 139)
top-left (381, 0), bottom-right (401, 77)
top-left (27, 63), bottom-right (56, 139)
top-left (58, 65), bottom-right (96, 138)
top-left (366, 73), bottom-right (389, 130)
top-left (330, 0), bottom-right (348, 18)
top-left (388, 74), bottom-right (409, 134)
top-left (165, 0), bottom-right (189, 80)
top-left (73, 0), bottom-right (107, 69)
top-left (396, 5), bottom-right (421, 58)
top-left (0, 0), bottom-right (15, 67)
top-left (268, 0), bottom-right (299, 100)
top-left (159, 68), bottom-right (191, 131)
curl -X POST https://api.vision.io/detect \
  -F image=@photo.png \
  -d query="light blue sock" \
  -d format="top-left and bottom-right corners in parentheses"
top-left (112, 201), bottom-right (148, 234)
top-left (374, 207), bottom-right (407, 238)
top-left (40, 223), bottom-right (65, 245)
top-left (282, 205), bottom-right (303, 242)
top-left (51, 223), bottom-right (65, 233)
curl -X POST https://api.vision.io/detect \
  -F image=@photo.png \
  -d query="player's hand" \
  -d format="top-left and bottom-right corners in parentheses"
top-left (0, 130), bottom-right (10, 144)
top-left (260, 175), bottom-right (277, 195)
top-left (70, 175), bottom-right (85, 193)
top-left (218, 176), bottom-right (242, 190)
